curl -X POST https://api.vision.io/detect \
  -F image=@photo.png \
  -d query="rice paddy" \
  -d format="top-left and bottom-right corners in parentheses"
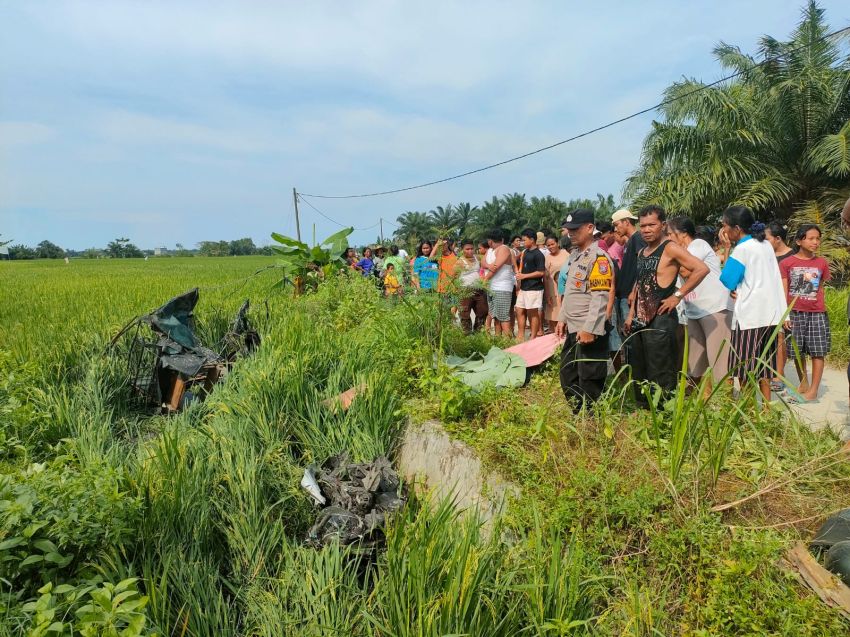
top-left (2, 257), bottom-right (849, 636)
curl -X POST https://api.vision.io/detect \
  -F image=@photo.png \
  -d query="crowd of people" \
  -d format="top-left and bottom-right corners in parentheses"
top-left (343, 203), bottom-right (845, 412)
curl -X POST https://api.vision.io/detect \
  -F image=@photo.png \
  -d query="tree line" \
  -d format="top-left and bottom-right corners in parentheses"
top-left (391, 193), bottom-right (617, 246)
top-left (1, 237), bottom-right (278, 260)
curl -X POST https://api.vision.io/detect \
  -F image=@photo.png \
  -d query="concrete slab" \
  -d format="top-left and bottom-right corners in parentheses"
top-left (778, 363), bottom-right (849, 440)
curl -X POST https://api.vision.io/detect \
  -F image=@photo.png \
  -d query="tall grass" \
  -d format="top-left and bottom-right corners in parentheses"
top-left (3, 258), bottom-right (848, 635)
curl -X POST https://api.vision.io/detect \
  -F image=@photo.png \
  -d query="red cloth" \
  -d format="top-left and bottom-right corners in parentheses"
top-left (779, 255), bottom-right (830, 312)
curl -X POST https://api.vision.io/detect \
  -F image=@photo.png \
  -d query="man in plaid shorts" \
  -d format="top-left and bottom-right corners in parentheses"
top-left (481, 228), bottom-right (516, 336)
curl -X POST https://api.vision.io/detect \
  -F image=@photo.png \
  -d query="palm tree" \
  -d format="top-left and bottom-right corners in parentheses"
top-left (471, 196), bottom-right (511, 236)
top-left (428, 204), bottom-right (457, 237)
top-left (393, 211), bottom-right (433, 246)
top-left (501, 193), bottom-right (530, 233)
top-left (626, 1), bottom-right (849, 227)
top-left (453, 202), bottom-right (478, 239)
top-left (528, 196), bottom-right (569, 233)
top-left (594, 194), bottom-right (617, 220)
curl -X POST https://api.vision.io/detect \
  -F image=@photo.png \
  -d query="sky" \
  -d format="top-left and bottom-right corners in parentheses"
top-left (2, 1), bottom-right (848, 250)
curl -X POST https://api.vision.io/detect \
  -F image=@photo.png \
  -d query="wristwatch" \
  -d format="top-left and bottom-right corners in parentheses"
top-left (673, 290), bottom-right (683, 299)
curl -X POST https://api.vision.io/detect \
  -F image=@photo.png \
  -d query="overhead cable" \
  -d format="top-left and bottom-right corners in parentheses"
top-left (299, 25), bottom-right (850, 200)
top-left (297, 194), bottom-right (381, 231)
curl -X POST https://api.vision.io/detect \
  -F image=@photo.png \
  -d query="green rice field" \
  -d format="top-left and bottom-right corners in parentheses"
top-left (1, 256), bottom-right (849, 636)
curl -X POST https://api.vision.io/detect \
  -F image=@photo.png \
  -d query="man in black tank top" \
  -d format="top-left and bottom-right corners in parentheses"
top-left (624, 205), bottom-right (709, 407)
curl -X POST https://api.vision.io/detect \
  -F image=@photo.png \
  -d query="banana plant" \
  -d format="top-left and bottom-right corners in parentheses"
top-left (270, 227), bottom-right (354, 294)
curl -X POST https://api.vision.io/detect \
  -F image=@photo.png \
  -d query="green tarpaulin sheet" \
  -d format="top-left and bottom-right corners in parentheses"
top-left (445, 346), bottom-right (527, 390)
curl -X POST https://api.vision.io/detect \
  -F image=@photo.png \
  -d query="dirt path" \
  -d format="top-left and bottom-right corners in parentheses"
top-left (779, 362), bottom-right (849, 440)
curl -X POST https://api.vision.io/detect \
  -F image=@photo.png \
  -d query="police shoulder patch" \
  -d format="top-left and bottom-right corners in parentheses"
top-left (588, 256), bottom-right (613, 291)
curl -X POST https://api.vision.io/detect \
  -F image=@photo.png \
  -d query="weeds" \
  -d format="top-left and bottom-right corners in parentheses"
top-left (1, 258), bottom-right (849, 635)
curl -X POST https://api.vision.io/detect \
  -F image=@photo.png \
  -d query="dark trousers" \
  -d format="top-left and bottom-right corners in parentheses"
top-left (459, 289), bottom-right (488, 333)
top-left (631, 312), bottom-right (679, 406)
top-left (559, 331), bottom-right (609, 410)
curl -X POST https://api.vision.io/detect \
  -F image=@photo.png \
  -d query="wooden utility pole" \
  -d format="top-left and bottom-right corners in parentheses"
top-left (380, 217), bottom-right (384, 243)
top-left (292, 187), bottom-right (302, 242)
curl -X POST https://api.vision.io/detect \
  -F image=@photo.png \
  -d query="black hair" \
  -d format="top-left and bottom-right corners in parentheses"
top-left (766, 221), bottom-right (788, 243)
top-left (794, 224), bottom-right (822, 245)
top-left (363, 247), bottom-right (373, 257)
top-left (486, 228), bottom-right (506, 242)
top-left (722, 205), bottom-right (765, 241)
top-left (386, 262), bottom-right (395, 269)
top-left (520, 227), bottom-right (536, 240)
top-left (416, 240), bottom-right (432, 257)
top-left (638, 204), bottom-right (667, 222)
top-left (461, 238), bottom-right (474, 247)
top-left (389, 245), bottom-right (399, 256)
top-left (667, 216), bottom-right (696, 237)
top-left (510, 235), bottom-right (521, 243)
top-left (596, 221), bottom-right (614, 234)
top-left (479, 239), bottom-right (489, 249)
top-left (559, 235), bottom-right (572, 251)
top-left (695, 225), bottom-right (717, 246)
top-left (545, 234), bottom-right (559, 243)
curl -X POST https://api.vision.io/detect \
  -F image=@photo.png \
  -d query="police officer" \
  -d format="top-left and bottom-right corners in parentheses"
top-left (555, 209), bottom-right (614, 410)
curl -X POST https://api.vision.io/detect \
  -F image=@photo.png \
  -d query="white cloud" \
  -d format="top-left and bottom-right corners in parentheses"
top-left (297, 106), bottom-right (551, 165)
top-left (67, 210), bottom-right (172, 225)
top-left (0, 121), bottom-right (53, 146)
top-left (97, 111), bottom-right (271, 154)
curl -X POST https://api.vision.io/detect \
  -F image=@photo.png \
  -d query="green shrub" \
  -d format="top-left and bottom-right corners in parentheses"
top-left (688, 534), bottom-right (848, 636)
top-left (16, 578), bottom-right (152, 637)
top-left (0, 455), bottom-right (141, 595)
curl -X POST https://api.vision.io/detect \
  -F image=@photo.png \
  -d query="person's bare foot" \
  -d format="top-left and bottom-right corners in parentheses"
top-left (801, 390), bottom-right (818, 401)
top-left (797, 382), bottom-right (810, 394)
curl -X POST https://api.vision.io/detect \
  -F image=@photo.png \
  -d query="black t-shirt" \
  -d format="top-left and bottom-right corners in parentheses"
top-left (615, 232), bottom-right (646, 299)
top-left (519, 248), bottom-right (545, 291)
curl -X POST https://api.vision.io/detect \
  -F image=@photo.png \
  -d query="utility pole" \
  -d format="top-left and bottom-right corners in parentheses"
top-left (292, 187), bottom-right (302, 242)
top-left (380, 217), bottom-right (384, 243)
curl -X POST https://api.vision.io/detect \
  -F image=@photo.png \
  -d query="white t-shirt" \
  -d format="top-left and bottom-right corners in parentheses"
top-left (719, 236), bottom-right (787, 330)
top-left (398, 249), bottom-right (409, 260)
top-left (679, 238), bottom-right (735, 320)
top-left (458, 256), bottom-right (481, 287)
top-left (486, 246), bottom-right (515, 292)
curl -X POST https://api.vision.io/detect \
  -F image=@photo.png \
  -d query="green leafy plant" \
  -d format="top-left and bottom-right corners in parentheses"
top-left (0, 457), bottom-right (141, 595)
top-left (270, 227), bottom-right (353, 294)
top-left (21, 578), bottom-right (152, 637)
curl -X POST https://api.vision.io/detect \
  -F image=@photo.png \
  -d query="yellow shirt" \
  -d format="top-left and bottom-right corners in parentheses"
top-left (384, 272), bottom-right (401, 295)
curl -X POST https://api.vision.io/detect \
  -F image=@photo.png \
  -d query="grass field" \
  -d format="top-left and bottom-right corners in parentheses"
top-left (1, 257), bottom-right (849, 636)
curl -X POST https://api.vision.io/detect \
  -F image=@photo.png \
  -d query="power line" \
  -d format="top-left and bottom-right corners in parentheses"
top-left (296, 194), bottom-right (381, 231)
top-left (300, 25), bottom-right (850, 200)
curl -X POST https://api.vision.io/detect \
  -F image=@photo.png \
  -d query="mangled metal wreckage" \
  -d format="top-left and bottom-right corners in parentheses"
top-left (301, 454), bottom-right (405, 549)
top-left (110, 288), bottom-right (259, 412)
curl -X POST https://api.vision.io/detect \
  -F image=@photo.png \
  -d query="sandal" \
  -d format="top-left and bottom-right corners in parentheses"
top-left (786, 393), bottom-right (818, 405)
top-left (769, 381), bottom-right (784, 392)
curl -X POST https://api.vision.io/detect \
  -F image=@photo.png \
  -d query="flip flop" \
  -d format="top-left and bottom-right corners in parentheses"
top-left (786, 394), bottom-right (818, 405)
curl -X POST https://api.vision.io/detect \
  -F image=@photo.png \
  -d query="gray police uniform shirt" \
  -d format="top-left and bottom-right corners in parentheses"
top-left (557, 244), bottom-right (613, 336)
